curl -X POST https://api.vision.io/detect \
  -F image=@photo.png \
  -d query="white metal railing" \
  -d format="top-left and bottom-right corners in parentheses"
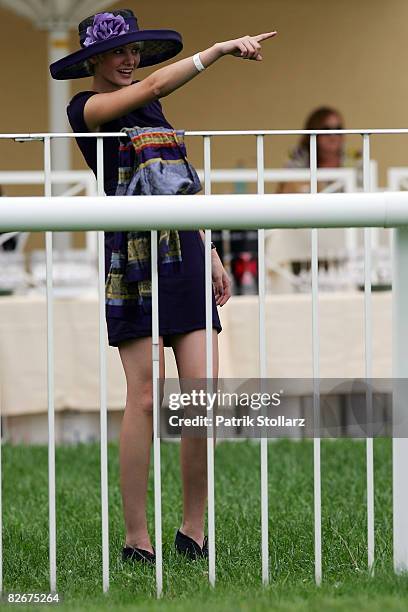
top-left (0, 170), bottom-right (98, 257)
top-left (0, 166), bottom-right (372, 259)
top-left (0, 162), bottom-right (394, 287)
top-left (1, 129), bottom-right (408, 597)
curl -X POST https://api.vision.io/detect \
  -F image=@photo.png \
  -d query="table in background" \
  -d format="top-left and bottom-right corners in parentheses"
top-left (0, 291), bottom-right (392, 442)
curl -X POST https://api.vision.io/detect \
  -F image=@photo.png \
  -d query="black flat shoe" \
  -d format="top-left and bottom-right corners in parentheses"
top-left (175, 529), bottom-right (208, 560)
top-left (122, 545), bottom-right (156, 565)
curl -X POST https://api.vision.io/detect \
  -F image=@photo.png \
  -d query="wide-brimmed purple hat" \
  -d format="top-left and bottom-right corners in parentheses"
top-left (50, 9), bottom-right (183, 80)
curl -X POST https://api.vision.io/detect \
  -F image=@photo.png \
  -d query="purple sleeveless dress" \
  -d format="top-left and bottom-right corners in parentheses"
top-left (67, 91), bottom-right (221, 347)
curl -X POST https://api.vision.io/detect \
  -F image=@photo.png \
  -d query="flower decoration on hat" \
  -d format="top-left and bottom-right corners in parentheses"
top-left (83, 12), bottom-right (130, 47)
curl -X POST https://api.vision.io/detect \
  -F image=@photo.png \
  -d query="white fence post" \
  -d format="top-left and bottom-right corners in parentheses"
top-left (257, 135), bottom-right (269, 585)
top-left (204, 135), bottom-right (216, 587)
top-left (363, 134), bottom-right (375, 574)
top-left (96, 137), bottom-right (109, 593)
top-left (44, 136), bottom-right (57, 594)
top-left (310, 135), bottom-right (322, 586)
top-left (151, 229), bottom-right (163, 597)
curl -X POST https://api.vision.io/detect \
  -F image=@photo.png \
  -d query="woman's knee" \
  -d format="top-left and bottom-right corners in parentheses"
top-left (126, 382), bottom-right (164, 414)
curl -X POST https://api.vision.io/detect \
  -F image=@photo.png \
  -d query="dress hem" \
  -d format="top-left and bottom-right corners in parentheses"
top-left (108, 322), bottom-right (222, 348)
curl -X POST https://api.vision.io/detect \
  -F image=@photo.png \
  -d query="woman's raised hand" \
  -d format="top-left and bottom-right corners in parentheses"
top-left (216, 32), bottom-right (277, 61)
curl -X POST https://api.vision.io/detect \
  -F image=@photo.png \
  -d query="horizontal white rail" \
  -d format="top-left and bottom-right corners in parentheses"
top-left (0, 171), bottom-right (95, 184)
top-left (4, 129), bottom-right (408, 138)
top-left (0, 168), bottom-right (358, 186)
top-left (1, 192), bottom-right (408, 231)
top-left (196, 168), bottom-right (357, 183)
top-left (0, 168), bottom-right (352, 183)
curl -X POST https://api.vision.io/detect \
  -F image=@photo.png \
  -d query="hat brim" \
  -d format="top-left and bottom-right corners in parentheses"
top-left (50, 29), bottom-right (183, 80)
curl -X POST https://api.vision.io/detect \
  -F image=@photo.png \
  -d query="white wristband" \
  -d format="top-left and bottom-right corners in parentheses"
top-left (193, 52), bottom-right (206, 72)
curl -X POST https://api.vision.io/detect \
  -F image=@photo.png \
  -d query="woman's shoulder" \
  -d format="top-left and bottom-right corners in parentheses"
top-left (68, 90), bottom-right (96, 110)
top-left (67, 90), bottom-right (96, 132)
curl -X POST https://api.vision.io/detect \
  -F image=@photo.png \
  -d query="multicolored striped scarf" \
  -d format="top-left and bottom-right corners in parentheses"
top-left (105, 126), bottom-right (202, 318)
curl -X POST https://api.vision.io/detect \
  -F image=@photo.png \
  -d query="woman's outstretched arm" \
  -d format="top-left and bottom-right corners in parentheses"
top-left (84, 32), bottom-right (277, 130)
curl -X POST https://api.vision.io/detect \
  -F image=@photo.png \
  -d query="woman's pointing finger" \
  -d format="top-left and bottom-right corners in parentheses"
top-left (253, 31), bottom-right (278, 43)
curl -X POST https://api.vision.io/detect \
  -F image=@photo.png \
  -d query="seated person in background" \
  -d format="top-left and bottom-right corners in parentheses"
top-left (0, 186), bottom-right (17, 251)
top-left (267, 106), bottom-right (361, 293)
top-left (277, 105), bottom-right (361, 194)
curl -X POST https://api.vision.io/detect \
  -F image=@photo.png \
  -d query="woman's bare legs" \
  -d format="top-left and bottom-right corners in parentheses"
top-left (118, 335), bottom-right (165, 553)
top-left (171, 329), bottom-right (219, 548)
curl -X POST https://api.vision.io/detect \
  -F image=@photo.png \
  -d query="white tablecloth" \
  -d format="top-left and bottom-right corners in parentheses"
top-left (0, 291), bottom-right (392, 416)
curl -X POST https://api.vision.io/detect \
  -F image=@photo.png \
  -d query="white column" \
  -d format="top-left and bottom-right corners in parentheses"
top-left (48, 30), bottom-right (72, 250)
top-left (392, 228), bottom-right (408, 572)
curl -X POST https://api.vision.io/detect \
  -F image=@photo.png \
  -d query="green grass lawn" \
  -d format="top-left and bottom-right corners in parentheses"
top-left (3, 438), bottom-right (408, 611)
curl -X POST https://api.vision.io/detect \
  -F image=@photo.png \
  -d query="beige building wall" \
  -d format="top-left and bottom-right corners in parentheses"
top-left (1, 0), bottom-right (408, 250)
